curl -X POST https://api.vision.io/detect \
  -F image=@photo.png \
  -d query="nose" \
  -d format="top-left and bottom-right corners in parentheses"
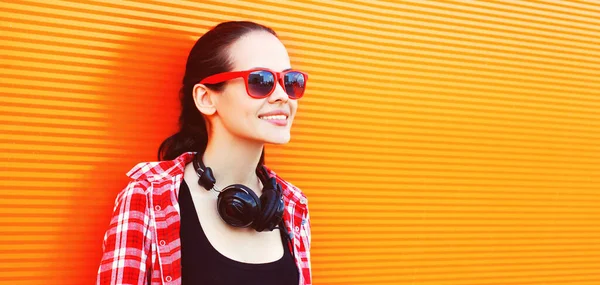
top-left (268, 80), bottom-right (289, 103)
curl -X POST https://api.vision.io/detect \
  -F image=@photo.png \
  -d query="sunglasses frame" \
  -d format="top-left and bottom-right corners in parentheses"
top-left (200, 68), bottom-right (308, 99)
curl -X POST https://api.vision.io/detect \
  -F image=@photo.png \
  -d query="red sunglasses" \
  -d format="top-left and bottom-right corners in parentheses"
top-left (200, 68), bottom-right (308, 99)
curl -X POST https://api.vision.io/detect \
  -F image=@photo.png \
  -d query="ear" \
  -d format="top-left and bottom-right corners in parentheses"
top-left (192, 83), bottom-right (217, 116)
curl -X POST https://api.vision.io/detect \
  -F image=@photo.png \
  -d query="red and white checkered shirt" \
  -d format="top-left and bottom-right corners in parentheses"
top-left (96, 152), bottom-right (312, 285)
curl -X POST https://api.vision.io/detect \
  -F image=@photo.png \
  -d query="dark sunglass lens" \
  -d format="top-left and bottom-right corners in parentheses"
top-left (247, 70), bottom-right (275, 97)
top-left (284, 72), bottom-right (306, 99)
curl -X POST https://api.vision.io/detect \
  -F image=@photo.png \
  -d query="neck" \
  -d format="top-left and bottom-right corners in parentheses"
top-left (202, 130), bottom-right (264, 188)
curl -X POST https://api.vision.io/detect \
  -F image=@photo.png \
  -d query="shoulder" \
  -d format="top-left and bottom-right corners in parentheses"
top-left (113, 152), bottom-right (194, 204)
top-left (110, 179), bottom-right (152, 215)
top-left (265, 166), bottom-right (309, 206)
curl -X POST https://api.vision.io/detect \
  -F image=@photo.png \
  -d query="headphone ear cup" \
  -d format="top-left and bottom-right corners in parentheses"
top-left (254, 182), bottom-right (285, 232)
top-left (217, 184), bottom-right (261, 228)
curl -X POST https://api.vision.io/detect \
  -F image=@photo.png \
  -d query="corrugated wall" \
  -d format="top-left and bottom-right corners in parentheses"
top-left (1, 1), bottom-right (600, 284)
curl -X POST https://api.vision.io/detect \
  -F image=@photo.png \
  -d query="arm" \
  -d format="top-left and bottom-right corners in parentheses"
top-left (96, 181), bottom-right (153, 285)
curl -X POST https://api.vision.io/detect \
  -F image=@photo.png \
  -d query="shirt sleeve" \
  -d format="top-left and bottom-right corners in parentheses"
top-left (305, 206), bottom-right (311, 250)
top-left (96, 181), bottom-right (153, 285)
top-left (302, 200), bottom-right (313, 284)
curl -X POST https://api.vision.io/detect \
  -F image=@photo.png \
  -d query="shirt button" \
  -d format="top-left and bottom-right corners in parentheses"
top-left (159, 240), bottom-right (166, 246)
top-left (299, 197), bottom-right (307, 204)
top-left (154, 205), bottom-right (161, 211)
top-left (295, 226), bottom-right (300, 232)
top-left (165, 276), bottom-right (172, 282)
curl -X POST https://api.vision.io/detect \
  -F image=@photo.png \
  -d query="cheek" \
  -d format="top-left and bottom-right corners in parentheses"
top-left (290, 101), bottom-right (299, 117)
top-left (220, 84), bottom-right (249, 113)
top-left (219, 89), bottom-right (261, 125)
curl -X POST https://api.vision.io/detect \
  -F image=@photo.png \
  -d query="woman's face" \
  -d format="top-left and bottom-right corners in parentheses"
top-left (212, 31), bottom-right (298, 145)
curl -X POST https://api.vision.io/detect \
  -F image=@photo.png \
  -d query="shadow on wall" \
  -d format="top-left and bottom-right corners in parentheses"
top-left (58, 27), bottom-right (195, 284)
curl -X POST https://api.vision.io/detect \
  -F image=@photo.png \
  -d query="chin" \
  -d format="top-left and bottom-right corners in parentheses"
top-left (263, 132), bottom-right (291, 144)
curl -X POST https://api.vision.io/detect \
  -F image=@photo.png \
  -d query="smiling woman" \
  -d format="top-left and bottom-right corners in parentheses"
top-left (96, 21), bottom-right (311, 285)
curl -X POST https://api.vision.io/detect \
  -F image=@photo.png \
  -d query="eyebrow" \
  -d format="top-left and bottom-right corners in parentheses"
top-left (252, 67), bottom-right (293, 72)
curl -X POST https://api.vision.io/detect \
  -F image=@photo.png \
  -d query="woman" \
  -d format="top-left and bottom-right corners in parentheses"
top-left (96, 21), bottom-right (311, 285)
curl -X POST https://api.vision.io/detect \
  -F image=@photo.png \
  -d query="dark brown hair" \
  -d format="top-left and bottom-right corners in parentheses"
top-left (158, 21), bottom-right (277, 161)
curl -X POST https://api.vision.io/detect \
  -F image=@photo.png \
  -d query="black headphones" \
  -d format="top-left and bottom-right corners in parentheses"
top-left (192, 153), bottom-right (285, 232)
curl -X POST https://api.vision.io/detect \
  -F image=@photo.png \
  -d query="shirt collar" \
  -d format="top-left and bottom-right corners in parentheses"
top-left (125, 151), bottom-right (307, 205)
top-left (126, 152), bottom-right (194, 182)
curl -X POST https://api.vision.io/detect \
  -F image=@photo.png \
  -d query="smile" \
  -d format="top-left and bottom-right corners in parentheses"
top-left (259, 115), bottom-right (287, 120)
top-left (259, 115), bottom-right (288, 126)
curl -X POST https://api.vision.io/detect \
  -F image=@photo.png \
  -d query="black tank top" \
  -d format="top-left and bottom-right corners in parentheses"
top-left (179, 180), bottom-right (299, 285)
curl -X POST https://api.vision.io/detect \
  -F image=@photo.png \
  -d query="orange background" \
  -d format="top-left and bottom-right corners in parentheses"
top-left (2, 1), bottom-right (600, 284)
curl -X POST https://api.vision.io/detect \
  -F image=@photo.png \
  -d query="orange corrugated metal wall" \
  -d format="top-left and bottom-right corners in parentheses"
top-left (1, 1), bottom-right (600, 284)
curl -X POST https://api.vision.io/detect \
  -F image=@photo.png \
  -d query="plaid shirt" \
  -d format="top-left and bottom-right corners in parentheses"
top-left (96, 152), bottom-right (312, 285)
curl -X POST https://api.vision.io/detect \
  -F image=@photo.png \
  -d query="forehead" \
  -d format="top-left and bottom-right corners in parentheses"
top-left (227, 31), bottom-right (291, 72)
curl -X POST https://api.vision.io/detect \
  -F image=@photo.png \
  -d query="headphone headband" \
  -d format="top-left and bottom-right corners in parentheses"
top-left (193, 153), bottom-right (272, 191)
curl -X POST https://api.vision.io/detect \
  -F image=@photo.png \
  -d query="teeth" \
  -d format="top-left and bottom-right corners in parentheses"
top-left (260, 115), bottom-right (287, 120)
